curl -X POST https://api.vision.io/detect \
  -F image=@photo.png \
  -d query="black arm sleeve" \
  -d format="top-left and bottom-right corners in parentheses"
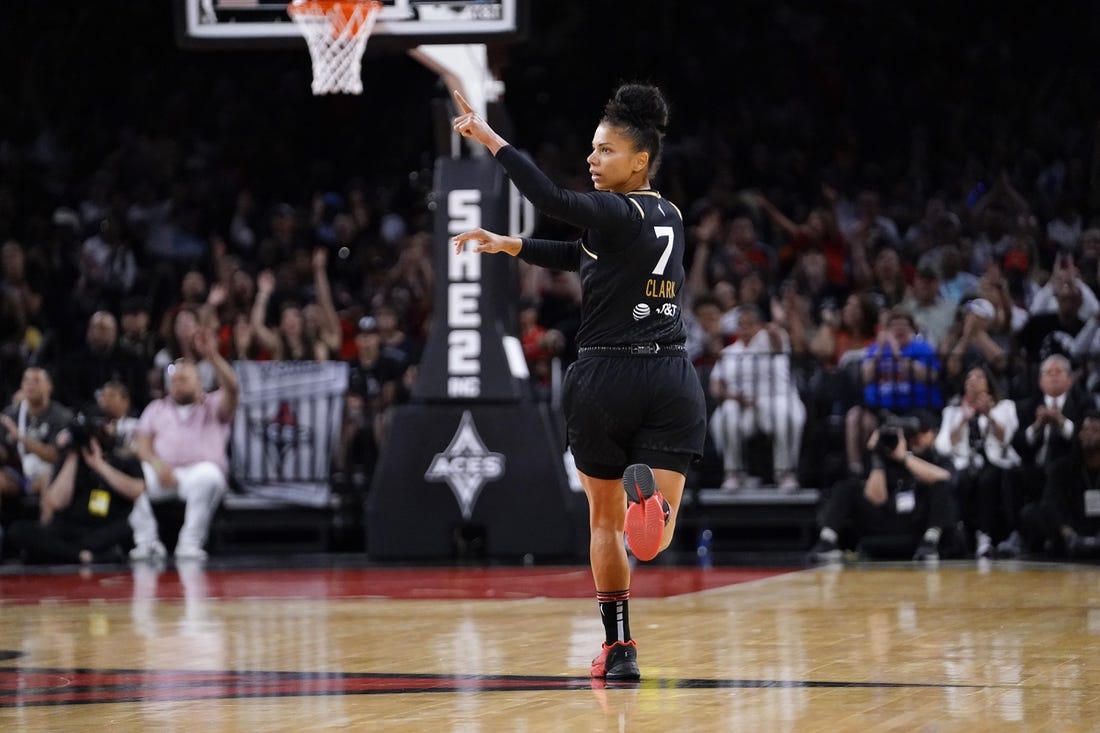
top-left (495, 146), bottom-right (634, 232)
top-left (517, 238), bottom-right (582, 272)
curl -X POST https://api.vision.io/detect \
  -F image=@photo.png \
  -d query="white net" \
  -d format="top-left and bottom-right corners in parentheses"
top-left (288, 0), bottom-right (382, 95)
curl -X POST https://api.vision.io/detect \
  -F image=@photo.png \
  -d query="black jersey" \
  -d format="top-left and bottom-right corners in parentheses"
top-left (496, 146), bottom-right (687, 348)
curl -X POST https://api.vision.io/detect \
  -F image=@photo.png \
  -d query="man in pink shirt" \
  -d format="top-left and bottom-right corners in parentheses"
top-left (129, 328), bottom-right (239, 562)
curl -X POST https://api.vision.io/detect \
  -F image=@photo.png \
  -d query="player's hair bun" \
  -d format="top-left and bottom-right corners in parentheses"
top-left (603, 83), bottom-right (669, 133)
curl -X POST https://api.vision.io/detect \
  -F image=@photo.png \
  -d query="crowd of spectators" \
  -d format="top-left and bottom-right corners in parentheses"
top-left (1, 2), bottom-right (1100, 563)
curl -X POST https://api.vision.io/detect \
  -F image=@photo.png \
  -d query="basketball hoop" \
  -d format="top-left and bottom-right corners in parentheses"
top-left (287, 0), bottom-right (383, 95)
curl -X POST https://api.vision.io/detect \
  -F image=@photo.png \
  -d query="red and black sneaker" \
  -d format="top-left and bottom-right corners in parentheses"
top-left (590, 640), bottom-right (640, 680)
top-left (623, 463), bottom-right (669, 561)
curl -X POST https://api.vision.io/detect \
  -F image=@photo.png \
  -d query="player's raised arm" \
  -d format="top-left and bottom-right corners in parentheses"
top-left (451, 90), bottom-right (509, 155)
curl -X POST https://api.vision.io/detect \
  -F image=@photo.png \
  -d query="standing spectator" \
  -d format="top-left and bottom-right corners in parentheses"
top-left (0, 368), bottom-right (72, 498)
top-left (7, 422), bottom-right (144, 564)
top-left (129, 328), bottom-right (239, 562)
top-left (709, 304), bottom-right (805, 492)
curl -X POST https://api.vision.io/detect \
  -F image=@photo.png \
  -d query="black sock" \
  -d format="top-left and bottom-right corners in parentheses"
top-left (596, 589), bottom-right (631, 645)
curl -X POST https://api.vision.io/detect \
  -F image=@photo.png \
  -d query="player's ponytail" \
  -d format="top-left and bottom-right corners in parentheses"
top-left (602, 83), bottom-right (669, 178)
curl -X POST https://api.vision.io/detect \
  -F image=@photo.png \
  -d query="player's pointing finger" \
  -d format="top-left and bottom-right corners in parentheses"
top-left (452, 89), bottom-right (475, 115)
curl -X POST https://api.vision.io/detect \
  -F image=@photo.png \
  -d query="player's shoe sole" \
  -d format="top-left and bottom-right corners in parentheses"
top-left (623, 463), bottom-right (665, 562)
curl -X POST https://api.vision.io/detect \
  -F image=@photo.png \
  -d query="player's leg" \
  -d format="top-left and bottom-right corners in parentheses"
top-left (578, 467), bottom-right (640, 681)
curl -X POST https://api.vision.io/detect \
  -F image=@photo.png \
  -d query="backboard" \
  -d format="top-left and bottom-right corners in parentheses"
top-left (174, 0), bottom-right (524, 50)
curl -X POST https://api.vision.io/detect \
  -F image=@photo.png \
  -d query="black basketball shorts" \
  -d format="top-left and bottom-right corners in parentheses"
top-left (561, 354), bottom-right (707, 480)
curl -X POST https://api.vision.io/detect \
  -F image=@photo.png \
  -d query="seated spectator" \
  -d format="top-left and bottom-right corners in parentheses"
top-left (751, 193), bottom-right (847, 287)
top-left (934, 365), bottom-right (1020, 558)
top-left (770, 278), bottom-right (814, 359)
top-left (373, 300), bottom-right (423, 367)
top-left (129, 328), bottom-right (239, 562)
top-left (709, 304), bottom-right (805, 492)
top-left (867, 247), bottom-right (909, 311)
top-left (837, 188), bottom-right (901, 249)
top-left (251, 269), bottom-right (332, 361)
top-left (708, 213), bottom-right (779, 287)
top-left (846, 309), bottom-right (942, 476)
top-left (518, 298), bottom-right (564, 397)
top-left (1017, 277), bottom-right (1086, 366)
top-left (154, 307), bottom-right (217, 393)
top-left (7, 418), bottom-right (144, 564)
top-left (97, 380), bottom-right (140, 452)
top-left (940, 298), bottom-right (1009, 380)
top-left (223, 312), bottom-right (271, 361)
top-left (118, 297), bottom-right (160, 368)
top-left (1011, 410), bottom-right (1100, 560)
top-left (685, 294), bottom-right (729, 369)
top-left (810, 409), bottom-right (954, 562)
top-left (56, 310), bottom-right (149, 413)
top-left (998, 355), bottom-right (1093, 557)
top-left (1028, 251), bottom-right (1099, 322)
top-left (900, 267), bottom-right (955, 350)
top-left (937, 245), bottom-right (981, 306)
top-left (0, 367), bottom-right (72, 498)
top-left (338, 315), bottom-right (410, 482)
top-left (809, 292), bottom-right (879, 369)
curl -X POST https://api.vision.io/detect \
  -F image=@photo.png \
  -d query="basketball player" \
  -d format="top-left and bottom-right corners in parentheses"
top-left (451, 85), bottom-right (706, 681)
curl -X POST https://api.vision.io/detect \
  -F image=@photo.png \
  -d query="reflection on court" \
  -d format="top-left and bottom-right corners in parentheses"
top-left (1, 561), bottom-right (1099, 731)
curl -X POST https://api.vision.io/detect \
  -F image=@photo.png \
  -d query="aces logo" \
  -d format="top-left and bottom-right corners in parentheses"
top-left (425, 411), bottom-right (505, 519)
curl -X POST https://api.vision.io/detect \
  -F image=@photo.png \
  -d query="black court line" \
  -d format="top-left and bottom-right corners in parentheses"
top-left (0, 667), bottom-right (1019, 707)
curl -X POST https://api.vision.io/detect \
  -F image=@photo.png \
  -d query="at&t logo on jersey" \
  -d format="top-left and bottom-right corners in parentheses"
top-left (632, 303), bottom-right (650, 320)
top-left (656, 303), bottom-right (679, 317)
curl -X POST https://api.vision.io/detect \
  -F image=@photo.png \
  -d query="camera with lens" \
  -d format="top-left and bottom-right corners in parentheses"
top-left (66, 412), bottom-right (113, 451)
top-left (875, 411), bottom-right (923, 457)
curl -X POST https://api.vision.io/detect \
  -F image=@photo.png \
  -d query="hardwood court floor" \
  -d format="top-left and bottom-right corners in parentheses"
top-left (1, 559), bottom-right (1099, 732)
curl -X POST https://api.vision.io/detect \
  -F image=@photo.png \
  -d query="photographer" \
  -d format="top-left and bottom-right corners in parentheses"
top-left (810, 409), bottom-right (955, 562)
top-left (6, 414), bottom-right (145, 565)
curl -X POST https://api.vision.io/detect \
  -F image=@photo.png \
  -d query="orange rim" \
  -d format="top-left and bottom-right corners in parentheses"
top-left (287, 0), bottom-right (383, 36)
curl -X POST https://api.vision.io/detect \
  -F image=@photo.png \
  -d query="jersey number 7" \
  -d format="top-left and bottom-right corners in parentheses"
top-left (652, 226), bottom-right (675, 276)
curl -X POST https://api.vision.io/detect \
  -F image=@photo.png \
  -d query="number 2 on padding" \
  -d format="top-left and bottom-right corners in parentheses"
top-left (652, 226), bottom-right (674, 275)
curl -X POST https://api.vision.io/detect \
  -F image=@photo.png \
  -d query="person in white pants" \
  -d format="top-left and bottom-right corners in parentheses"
top-left (129, 326), bottom-right (239, 562)
top-left (709, 304), bottom-right (806, 492)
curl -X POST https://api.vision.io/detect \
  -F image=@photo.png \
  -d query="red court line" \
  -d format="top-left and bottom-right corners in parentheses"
top-left (0, 566), bottom-right (790, 605)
